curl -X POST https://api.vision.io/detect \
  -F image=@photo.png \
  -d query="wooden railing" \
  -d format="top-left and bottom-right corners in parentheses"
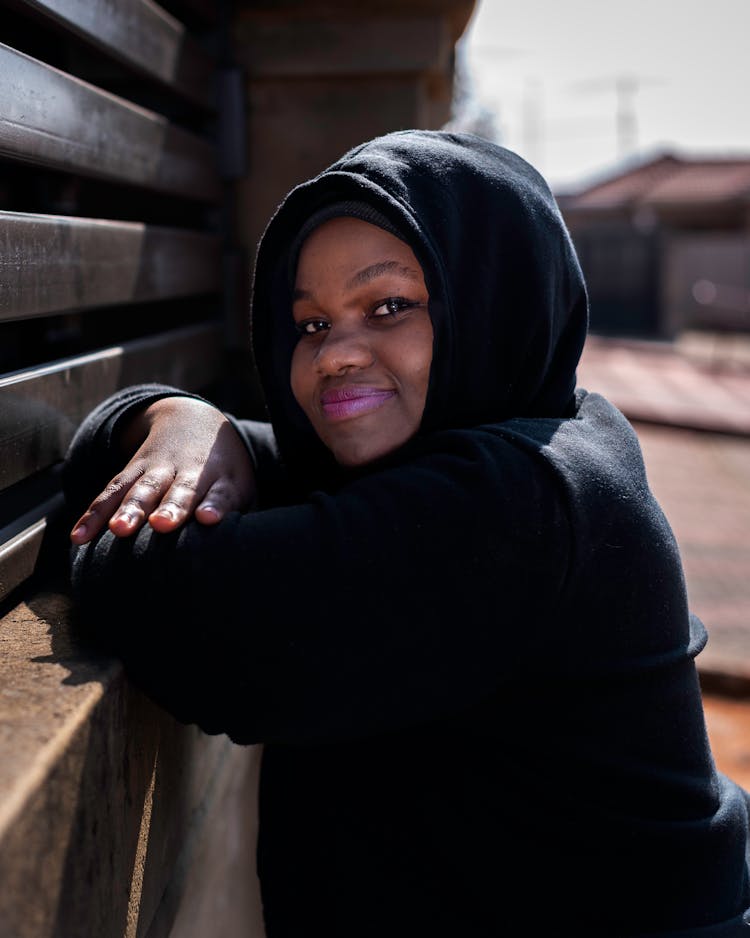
top-left (0, 1), bottom-right (265, 934)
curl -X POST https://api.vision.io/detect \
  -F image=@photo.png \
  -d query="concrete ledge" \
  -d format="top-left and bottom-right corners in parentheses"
top-left (0, 590), bottom-right (265, 938)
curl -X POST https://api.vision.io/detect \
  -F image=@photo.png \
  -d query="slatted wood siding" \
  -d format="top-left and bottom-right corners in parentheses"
top-left (0, 0), bottom-right (230, 602)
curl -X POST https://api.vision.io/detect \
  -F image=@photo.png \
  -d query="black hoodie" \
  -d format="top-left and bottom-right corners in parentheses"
top-left (65, 131), bottom-right (750, 936)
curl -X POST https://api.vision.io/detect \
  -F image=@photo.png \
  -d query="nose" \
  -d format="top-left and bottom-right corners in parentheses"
top-left (314, 324), bottom-right (375, 376)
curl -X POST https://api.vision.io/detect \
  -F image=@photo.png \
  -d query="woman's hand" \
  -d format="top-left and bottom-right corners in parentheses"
top-left (70, 397), bottom-right (256, 545)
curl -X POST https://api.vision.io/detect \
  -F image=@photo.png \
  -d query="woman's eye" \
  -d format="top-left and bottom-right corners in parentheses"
top-left (294, 319), bottom-right (329, 337)
top-left (372, 297), bottom-right (416, 319)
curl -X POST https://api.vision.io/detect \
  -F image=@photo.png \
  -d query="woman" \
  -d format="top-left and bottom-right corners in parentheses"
top-left (65, 130), bottom-right (750, 936)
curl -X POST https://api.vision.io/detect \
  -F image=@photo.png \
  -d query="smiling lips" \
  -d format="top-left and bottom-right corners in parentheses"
top-left (320, 386), bottom-right (396, 420)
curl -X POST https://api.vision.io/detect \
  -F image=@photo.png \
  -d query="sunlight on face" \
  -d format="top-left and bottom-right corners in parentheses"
top-left (290, 217), bottom-right (433, 467)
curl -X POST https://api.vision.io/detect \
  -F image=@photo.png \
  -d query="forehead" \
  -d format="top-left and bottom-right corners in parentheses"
top-left (294, 217), bottom-right (423, 285)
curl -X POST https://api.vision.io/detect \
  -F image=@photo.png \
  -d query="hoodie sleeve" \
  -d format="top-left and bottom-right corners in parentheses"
top-left (67, 424), bottom-right (570, 746)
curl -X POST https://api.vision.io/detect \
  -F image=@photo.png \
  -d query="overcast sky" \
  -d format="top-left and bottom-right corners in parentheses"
top-left (459, 0), bottom-right (750, 192)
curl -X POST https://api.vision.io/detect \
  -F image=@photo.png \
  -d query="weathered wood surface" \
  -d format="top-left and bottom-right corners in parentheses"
top-left (0, 212), bottom-right (221, 322)
top-left (0, 591), bottom-right (265, 938)
top-left (13, 0), bottom-right (215, 108)
top-left (0, 493), bottom-right (64, 603)
top-left (0, 43), bottom-right (220, 198)
top-left (0, 322), bottom-right (221, 601)
top-left (0, 323), bottom-right (222, 494)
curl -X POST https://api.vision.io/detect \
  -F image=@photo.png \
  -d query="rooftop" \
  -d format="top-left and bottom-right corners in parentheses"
top-left (559, 153), bottom-right (750, 211)
top-left (578, 332), bottom-right (750, 436)
top-left (576, 331), bottom-right (750, 684)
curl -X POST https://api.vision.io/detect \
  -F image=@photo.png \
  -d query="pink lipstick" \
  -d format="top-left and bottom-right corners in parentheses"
top-left (320, 386), bottom-right (396, 420)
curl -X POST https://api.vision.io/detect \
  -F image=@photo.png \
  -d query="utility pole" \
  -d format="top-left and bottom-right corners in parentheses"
top-left (614, 75), bottom-right (639, 159)
top-left (568, 73), bottom-right (662, 162)
top-left (522, 78), bottom-right (544, 169)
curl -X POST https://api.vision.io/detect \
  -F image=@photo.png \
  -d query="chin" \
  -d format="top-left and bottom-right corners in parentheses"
top-left (331, 445), bottom-right (382, 468)
top-left (328, 433), bottom-right (409, 468)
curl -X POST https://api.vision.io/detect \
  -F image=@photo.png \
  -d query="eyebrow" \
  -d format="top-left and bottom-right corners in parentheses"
top-left (346, 260), bottom-right (421, 289)
top-left (293, 260), bottom-right (421, 303)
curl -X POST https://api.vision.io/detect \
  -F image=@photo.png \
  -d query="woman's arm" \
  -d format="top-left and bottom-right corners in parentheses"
top-left (64, 386), bottom-right (272, 543)
top-left (69, 426), bottom-right (570, 746)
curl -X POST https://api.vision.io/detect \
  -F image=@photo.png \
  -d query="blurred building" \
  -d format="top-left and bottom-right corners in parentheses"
top-left (557, 154), bottom-right (750, 339)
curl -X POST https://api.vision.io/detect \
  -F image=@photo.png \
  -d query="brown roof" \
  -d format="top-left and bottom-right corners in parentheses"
top-left (577, 333), bottom-right (750, 436)
top-left (563, 154), bottom-right (750, 210)
top-left (647, 161), bottom-right (750, 204)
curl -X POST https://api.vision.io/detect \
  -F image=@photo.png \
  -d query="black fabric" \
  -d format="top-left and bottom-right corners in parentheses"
top-left (286, 199), bottom-right (407, 286)
top-left (251, 130), bottom-right (588, 493)
top-left (64, 130), bottom-right (750, 936)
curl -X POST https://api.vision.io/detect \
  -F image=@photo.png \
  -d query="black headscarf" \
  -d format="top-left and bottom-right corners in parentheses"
top-left (250, 129), bottom-right (589, 483)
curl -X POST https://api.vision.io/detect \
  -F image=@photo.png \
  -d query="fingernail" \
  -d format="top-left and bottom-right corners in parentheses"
top-left (156, 507), bottom-right (175, 521)
top-left (200, 503), bottom-right (219, 518)
top-left (116, 511), bottom-right (135, 526)
top-left (71, 523), bottom-right (87, 540)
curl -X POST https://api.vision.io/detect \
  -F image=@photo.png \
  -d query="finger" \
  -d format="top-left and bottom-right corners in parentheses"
top-left (147, 477), bottom-right (203, 533)
top-left (107, 470), bottom-right (175, 537)
top-left (70, 517), bottom-right (97, 545)
top-left (193, 478), bottom-right (246, 525)
top-left (70, 464), bottom-right (150, 544)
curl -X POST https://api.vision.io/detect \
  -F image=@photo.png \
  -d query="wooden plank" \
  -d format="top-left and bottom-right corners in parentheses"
top-left (0, 43), bottom-right (220, 199)
top-left (14, 0), bottom-right (215, 110)
top-left (0, 494), bottom-right (64, 603)
top-left (0, 322), bottom-right (222, 494)
top-left (0, 212), bottom-right (221, 322)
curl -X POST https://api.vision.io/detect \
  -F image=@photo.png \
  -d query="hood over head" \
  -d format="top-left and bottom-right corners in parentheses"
top-left (250, 129), bottom-right (588, 483)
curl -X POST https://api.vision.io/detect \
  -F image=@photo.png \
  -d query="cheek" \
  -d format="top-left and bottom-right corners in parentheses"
top-left (289, 345), bottom-right (310, 410)
top-left (414, 358), bottom-right (432, 410)
top-left (406, 322), bottom-right (433, 402)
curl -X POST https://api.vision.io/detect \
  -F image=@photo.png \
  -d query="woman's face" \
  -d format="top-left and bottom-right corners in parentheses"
top-left (290, 216), bottom-right (433, 467)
